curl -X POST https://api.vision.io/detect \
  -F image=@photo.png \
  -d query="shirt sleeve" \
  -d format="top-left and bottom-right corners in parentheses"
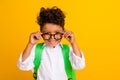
top-left (17, 45), bottom-right (36, 71)
top-left (69, 46), bottom-right (85, 70)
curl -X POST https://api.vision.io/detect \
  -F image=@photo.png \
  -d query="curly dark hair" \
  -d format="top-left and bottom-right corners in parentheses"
top-left (37, 6), bottom-right (66, 31)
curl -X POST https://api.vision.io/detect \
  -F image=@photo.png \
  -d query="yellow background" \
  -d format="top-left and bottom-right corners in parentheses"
top-left (0, 0), bottom-right (120, 80)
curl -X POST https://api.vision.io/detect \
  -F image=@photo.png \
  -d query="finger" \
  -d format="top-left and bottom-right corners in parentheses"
top-left (65, 32), bottom-right (74, 39)
top-left (36, 32), bottom-right (41, 36)
top-left (63, 31), bottom-right (68, 36)
top-left (33, 35), bottom-right (39, 40)
top-left (66, 33), bottom-right (71, 39)
top-left (36, 34), bottom-right (42, 40)
top-left (64, 31), bottom-right (71, 38)
top-left (32, 34), bottom-right (39, 40)
top-left (64, 30), bottom-right (72, 34)
top-left (30, 31), bottom-right (39, 37)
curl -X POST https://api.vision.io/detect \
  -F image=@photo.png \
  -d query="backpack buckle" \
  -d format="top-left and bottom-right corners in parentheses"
top-left (33, 73), bottom-right (37, 79)
top-left (68, 78), bottom-right (72, 80)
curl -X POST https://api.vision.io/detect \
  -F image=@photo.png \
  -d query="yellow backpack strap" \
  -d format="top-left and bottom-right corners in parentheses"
top-left (33, 43), bottom-right (44, 80)
top-left (62, 44), bottom-right (76, 80)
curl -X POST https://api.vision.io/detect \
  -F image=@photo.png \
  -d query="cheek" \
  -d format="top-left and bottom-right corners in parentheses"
top-left (44, 39), bottom-right (61, 43)
top-left (44, 40), bottom-right (49, 43)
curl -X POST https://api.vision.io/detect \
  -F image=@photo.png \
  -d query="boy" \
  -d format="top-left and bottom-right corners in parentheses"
top-left (17, 6), bottom-right (85, 80)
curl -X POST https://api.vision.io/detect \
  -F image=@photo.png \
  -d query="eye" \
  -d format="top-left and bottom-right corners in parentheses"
top-left (43, 32), bottom-right (50, 35)
top-left (56, 32), bottom-right (64, 35)
top-left (41, 32), bottom-right (50, 37)
top-left (56, 32), bottom-right (61, 34)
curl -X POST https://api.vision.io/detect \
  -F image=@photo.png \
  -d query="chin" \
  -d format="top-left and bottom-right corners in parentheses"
top-left (45, 40), bottom-right (60, 47)
top-left (48, 42), bottom-right (58, 47)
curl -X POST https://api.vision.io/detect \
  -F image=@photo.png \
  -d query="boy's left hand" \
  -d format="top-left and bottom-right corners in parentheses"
top-left (64, 30), bottom-right (75, 44)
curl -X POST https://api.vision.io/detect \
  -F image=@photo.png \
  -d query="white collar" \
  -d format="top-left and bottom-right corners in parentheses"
top-left (42, 42), bottom-right (63, 48)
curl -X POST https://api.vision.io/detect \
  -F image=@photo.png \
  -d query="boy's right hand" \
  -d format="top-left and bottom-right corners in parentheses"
top-left (29, 32), bottom-right (42, 45)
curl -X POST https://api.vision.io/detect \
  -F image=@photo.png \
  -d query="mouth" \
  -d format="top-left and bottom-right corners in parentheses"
top-left (48, 39), bottom-right (57, 45)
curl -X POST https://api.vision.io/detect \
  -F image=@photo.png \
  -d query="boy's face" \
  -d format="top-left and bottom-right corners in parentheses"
top-left (41, 23), bottom-right (64, 47)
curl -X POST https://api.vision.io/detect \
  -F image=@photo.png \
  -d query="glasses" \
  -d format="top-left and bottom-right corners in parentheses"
top-left (41, 32), bottom-right (63, 40)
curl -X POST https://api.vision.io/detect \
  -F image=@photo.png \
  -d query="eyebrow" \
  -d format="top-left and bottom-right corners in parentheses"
top-left (42, 30), bottom-right (63, 33)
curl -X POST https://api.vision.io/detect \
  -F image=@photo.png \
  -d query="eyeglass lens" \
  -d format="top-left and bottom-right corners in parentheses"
top-left (41, 32), bottom-right (63, 40)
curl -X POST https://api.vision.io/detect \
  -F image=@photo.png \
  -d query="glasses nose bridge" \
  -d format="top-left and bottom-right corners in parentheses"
top-left (50, 34), bottom-right (55, 39)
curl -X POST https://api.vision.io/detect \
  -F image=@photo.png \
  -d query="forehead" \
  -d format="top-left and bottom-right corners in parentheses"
top-left (42, 23), bottom-right (63, 32)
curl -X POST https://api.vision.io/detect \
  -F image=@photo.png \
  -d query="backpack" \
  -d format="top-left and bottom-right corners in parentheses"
top-left (33, 43), bottom-right (76, 80)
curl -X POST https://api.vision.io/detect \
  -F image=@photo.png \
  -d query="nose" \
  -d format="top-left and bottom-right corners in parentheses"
top-left (50, 34), bottom-right (55, 39)
top-left (51, 35), bottom-right (54, 39)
